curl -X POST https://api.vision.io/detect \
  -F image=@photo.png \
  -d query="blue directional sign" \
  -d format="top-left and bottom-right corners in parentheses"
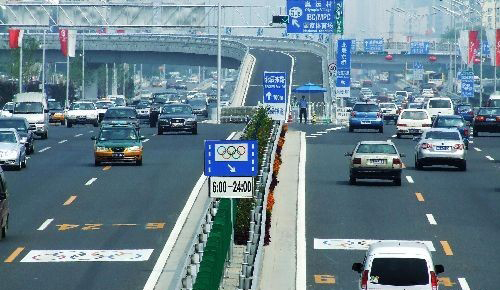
top-left (204, 140), bottom-right (258, 177)
top-left (336, 39), bottom-right (351, 88)
top-left (413, 62), bottom-right (424, 81)
top-left (410, 42), bottom-right (430, 54)
top-left (461, 70), bottom-right (474, 98)
top-left (363, 39), bottom-right (384, 53)
top-left (482, 41), bottom-right (490, 56)
top-left (263, 72), bottom-right (287, 120)
top-left (286, 0), bottom-right (336, 34)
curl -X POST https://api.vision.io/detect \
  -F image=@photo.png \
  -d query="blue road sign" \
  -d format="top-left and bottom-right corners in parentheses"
top-left (286, 0), bottom-right (336, 34)
top-left (410, 41), bottom-right (430, 54)
top-left (363, 39), bottom-right (384, 53)
top-left (461, 71), bottom-right (474, 98)
top-left (263, 72), bottom-right (287, 120)
top-left (336, 39), bottom-right (351, 88)
top-left (204, 140), bottom-right (258, 177)
top-left (482, 41), bottom-right (490, 56)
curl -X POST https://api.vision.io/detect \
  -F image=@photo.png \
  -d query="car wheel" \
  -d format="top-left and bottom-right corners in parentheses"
top-left (30, 143), bottom-right (35, 154)
top-left (458, 161), bottom-right (467, 171)
top-left (348, 127), bottom-right (354, 132)
top-left (192, 128), bottom-right (198, 135)
top-left (67, 121), bottom-right (72, 128)
top-left (93, 120), bottom-right (99, 127)
top-left (16, 160), bottom-right (22, 171)
top-left (349, 175), bottom-right (356, 185)
top-left (136, 158), bottom-right (143, 166)
top-left (473, 129), bottom-right (478, 137)
top-left (21, 157), bottom-right (27, 168)
top-left (1, 223), bottom-right (6, 239)
top-left (42, 132), bottom-right (48, 139)
top-left (415, 157), bottom-right (423, 170)
top-left (61, 120), bottom-right (65, 126)
top-left (396, 133), bottom-right (401, 139)
top-left (94, 160), bottom-right (101, 166)
top-left (157, 128), bottom-right (163, 135)
top-left (393, 177), bottom-right (402, 186)
top-left (378, 127), bottom-right (384, 133)
top-left (149, 120), bottom-right (156, 128)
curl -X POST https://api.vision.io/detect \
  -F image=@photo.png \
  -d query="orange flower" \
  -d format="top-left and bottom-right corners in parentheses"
top-left (267, 192), bottom-right (275, 211)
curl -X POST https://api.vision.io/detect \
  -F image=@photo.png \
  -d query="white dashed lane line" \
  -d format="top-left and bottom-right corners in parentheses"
top-left (458, 278), bottom-right (471, 290)
top-left (486, 155), bottom-right (494, 161)
top-left (37, 218), bottom-right (54, 231)
top-left (474, 147), bottom-right (482, 152)
top-left (391, 134), bottom-right (397, 138)
top-left (39, 147), bottom-right (51, 153)
top-left (58, 139), bottom-right (68, 144)
top-left (406, 176), bottom-right (414, 184)
top-left (85, 178), bottom-right (97, 186)
top-left (317, 131), bottom-right (328, 134)
top-left (74, 133), bottom-right (83, 137)
top-left (143, 139), bottom-right (150, 143)
top-left (426, 214), bottom-right (437, 225)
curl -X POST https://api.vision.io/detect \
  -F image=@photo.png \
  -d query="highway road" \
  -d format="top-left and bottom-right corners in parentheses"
top-left (302, 123), bottom-right (499, 289)
top-left (0, 123), bottom-right (242, 290)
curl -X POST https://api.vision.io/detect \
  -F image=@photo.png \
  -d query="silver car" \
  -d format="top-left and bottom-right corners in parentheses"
top-left (414, 128), bottom-right (466, 171)
top-left (0, 129), bottom-right (27, 170)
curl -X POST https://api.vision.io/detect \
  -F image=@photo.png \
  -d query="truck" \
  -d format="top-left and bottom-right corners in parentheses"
top-left (12, 92), bottom-right (49, 139)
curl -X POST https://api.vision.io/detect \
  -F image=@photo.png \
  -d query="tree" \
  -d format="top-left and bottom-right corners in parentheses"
top-left (11, 36), bottom-right (41, 85)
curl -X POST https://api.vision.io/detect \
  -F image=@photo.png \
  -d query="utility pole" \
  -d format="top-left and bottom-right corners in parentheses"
top-left (42, 30), bottom-right (46, 95)
top-left (105, 63), bottom-right (109, 96)
top-left (19, 35), bottom-right (23, 94)
top-left (65, 54), bottom-right (70, 107)
top-left (82, 31), bottom-right (85, 99)
top-left (216, 0), bottom-right (222, 124)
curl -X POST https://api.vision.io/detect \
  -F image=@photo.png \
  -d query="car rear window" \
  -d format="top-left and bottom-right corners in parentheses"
top-left (425, 131), bottom-right (460, 140)
top-left (369, 258), bottom-right (429, 286)
top-left (428, 99), bottom-right (451, 108)
top-left (356, 144), bottom-right (397, 154)
top-left (456, 105), bottom-right (471, 112)
top-left (401, 111), bottom-right (427, 120)
top-left (435, 118), bottom-right (464, 127)
top-left (379, 104), bottom-right (396, 109)
top-left (478, 108), bottom-right (500, 115)
top-left (353, 104), bottom-right (379, 112)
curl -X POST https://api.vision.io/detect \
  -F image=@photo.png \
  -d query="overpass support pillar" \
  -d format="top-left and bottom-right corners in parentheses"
top-left (84, 67), bottom-right (98, 99)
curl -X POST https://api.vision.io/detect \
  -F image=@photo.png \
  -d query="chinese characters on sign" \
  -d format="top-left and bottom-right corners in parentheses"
top-left (410, 42), bottom-right (430, 54)
top-left (413, 62), bottom-right (424, 81)
top-left (363, 39), bottom-right (384, 53)
top-left (460, 70), bottom-right (474, 98)
top-left (286, 0), bottom-right (342, 34)
top-left (263, 72), bottom-right (287, 121)
top-left (336, 39), bottom-right (351, 99)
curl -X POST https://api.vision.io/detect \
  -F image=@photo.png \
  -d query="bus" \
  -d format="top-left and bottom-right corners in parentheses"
top-left (424, 71), bottom-right (444, 88)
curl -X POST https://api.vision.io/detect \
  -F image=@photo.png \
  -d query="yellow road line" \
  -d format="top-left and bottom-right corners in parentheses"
top-left (5, 247), bottom-right (25, 263)
top-left (63, 195), bottom-right (77, 206)
top-left (314, 274), bottom-right (336, 284)
top-left (440, 241), bottom-right (454, 256)
top-left (415, 192), bottom-right (425, 202)
top-left (103, 166), bottom-right (111, 171)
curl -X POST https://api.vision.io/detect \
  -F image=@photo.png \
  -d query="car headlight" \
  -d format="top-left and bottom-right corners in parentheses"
top-left (125, 146), bottom-right (142, 152)
top-left (96, 146), bottom-right (111, 152)
top-left (20, 137), bottom-right (28, 143)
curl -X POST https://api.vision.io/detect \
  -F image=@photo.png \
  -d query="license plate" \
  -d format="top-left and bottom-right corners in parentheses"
top-left (172, 123), bottom-right (182, 127)
top-left (486, 118), bottom-right (495, 121)
top-left (112, 153), bottom-right (124, 157)
top-left (409, 129), bottom-right (419, 133)
top-left (371, 159), bottom-right (386, 165)
top-left (361, 121), bottom-right (371, 124)
top-left (435, 146), bottom-right (449, 151)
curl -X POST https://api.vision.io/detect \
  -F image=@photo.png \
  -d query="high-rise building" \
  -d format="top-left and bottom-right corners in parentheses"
top-left (482, 0), bottom-right (499, 29)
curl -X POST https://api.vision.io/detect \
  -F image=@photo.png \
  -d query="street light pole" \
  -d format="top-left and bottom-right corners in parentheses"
top-left (42, 29), bottom-right (46, 95)
top-left (217, 0), bottom-right (221, 124)
top-left (82, 31), bottom-right (85, 99)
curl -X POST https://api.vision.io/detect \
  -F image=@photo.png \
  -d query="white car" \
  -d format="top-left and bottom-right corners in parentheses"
top-left (351, 81), bottom-right (362, 89)
top-left (95, 100), bottom-right (114, 121)
top-left (379, 103), bottom-right (399, 123)
top-left (424, 97), bottom-right (454, 119)
top-left (0, 102), bottom-right (13, 117)
top-left (352, 241), bottom-right (444, 290)
top-left (0, 128), bottom-right (27, 170)
top-left (396, 109), bottom-right (432, 138)
top-left (65, 101), bottom-right (99, 128)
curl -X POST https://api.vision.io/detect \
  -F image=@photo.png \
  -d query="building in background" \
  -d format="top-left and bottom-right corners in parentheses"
top-left (482, 0), bottom-right (499, 29)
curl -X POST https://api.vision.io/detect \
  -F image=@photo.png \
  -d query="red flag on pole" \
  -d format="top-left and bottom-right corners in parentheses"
top-left (468, 30), bottom-right (479, 66)
top-left (496, 29), bottom-right (500, 67)
top-left (9, 29), bottom-right (23, 49)
top-left (59, 29), bottom-right (68, 56)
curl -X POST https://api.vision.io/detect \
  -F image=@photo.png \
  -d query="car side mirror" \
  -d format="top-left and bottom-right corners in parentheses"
top-left (91, 136), bottom-right (97, 140)
top-left (352, 262), bottom-right (363, 273)
top-left (400, 153), bottom-right (406, 158)
top-left (435, 264), bottom-right (444, 274)
top-left (44, 109), bottom-right (49, 113)
top-left (344, 152), bottom-right (352, 157)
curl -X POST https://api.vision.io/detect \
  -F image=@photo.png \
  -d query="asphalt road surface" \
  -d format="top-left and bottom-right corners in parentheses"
top-left (301, 124), bottom-right (499, 290)
top-left (0, 123), bottom-right (242, 290)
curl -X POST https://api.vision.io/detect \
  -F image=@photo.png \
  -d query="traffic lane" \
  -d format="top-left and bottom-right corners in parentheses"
top-left (469, 133), bottom-right (500, 160)
top-left (288, 51), bottom-right (325, 103)
top-left (246, 49), bottom-right (292, 106)
top-left (0, 124), bottom-right (243, 290)
top-left (30, 124), bottom-right (97, 151)
top-left (304, 127), bottom-right (443, 289)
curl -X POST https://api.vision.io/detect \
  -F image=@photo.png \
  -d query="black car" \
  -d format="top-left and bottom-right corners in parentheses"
top-left (157, 104), bottom-right (197, 135)
top-left (473, 107), bottom-right (500, 137)
top-left (149, 93), bottom-right (174, 127)
top-left (0, 168), bottom-right (9, 239)
top-left (101, 107), bottom-right (140, 131)
top-left (187, 98), bottom-right (208, 117)
top-left (0, 117), bottom-right (34, 154)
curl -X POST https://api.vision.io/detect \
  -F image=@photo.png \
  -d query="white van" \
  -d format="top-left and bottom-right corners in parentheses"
top-left (425, 97), bottom-right (454, 119)
top-left (487, 92), bottom-right (500, 107)
top-left (12, 92), bottom-right (49, 139)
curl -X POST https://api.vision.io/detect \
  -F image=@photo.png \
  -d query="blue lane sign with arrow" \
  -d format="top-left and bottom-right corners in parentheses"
top-left (204, 140), bottom-right (259, 177)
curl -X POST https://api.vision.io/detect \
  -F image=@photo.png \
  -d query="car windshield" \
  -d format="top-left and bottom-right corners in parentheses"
top-left (70, 103), bottom-right (95, 110)
top-left (3, 103), bottom-right (13, 111)
top-left (401, 111), bottom-right (427, 120)
top-left (0, 120), bottom-right (27, 132)
top-left (370, 258), bottom-right (429, 286)
top-left (436, 118), bottom-right (464, 127)
top-left (425, 131), bottom-right (460, 140)
top-left (428, 99), bottom-right (451, 108)
top-left (105, 109), bottom-right (136, 119)
top-left (478, 108), bottom-right (500, 115)
top-left (96, 102), bottom-right (113, 109)
top-left (114, 98), bottom-right (126, 106)
top-left (396, 92), bottom-right (406, 97)
top-left (0, 132), bottom-right (17, 143)
top-left (98, 127), bottom-right (138, 141)
top-left (408, 103), bottom-right (422, 109)
top-left (379, 104), bottom-right (396, 109)
top-left (353, 104), bottom-right (379, 112)
top-left (136, 103), bottom-right (149, 109)
top-left (356, 144), bottom-right (397, 154)
top-left (48, 101), bottom-right (62, 110)
top-left (162, 105), bottom-right (192, 115)
top-left (14, 102), bottom-right (43, 114)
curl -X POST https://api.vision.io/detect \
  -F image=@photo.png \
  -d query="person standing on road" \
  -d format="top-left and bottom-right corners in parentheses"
top-left (299, 95), bottom-right (308, 123)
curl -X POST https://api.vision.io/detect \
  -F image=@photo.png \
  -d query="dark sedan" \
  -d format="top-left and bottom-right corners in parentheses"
top-left (101, 107), bottom-right (140, 132)
top-left (454, 103), bottom-right (474, 122)
top-left (473, 107), bottom-right (500, 136)
top-left (0, 117), bottom-right (34, 154)
top-left (187, 98), bottom-right (208, 117)
top-left (157, 104), bottom-right (197, 135)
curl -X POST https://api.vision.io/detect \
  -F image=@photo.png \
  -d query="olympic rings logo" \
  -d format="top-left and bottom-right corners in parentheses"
top-left (217, 145), bottom-right (246, 159)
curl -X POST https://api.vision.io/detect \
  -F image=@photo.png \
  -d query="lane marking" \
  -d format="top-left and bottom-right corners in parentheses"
top-left (391, 134), bottom-right (397, 138)
top-left (143, 138), bottom-right (150, 143)
top-left (326, 127), bottom-right (343, 131)
top-left (314, 274), bottom-right (335, 284)
top-left (440, 241), bottom-right (454, 256)
top-left (296, 132), bottom-right (307, 289)
top-left (152, 133), bottom-right (157, 136)
top-left (468, 140), bottom-right (473, 144)
top-left (63, 196), bottom-right (77, 206)
top-left (438, 277), bottom-right (456, 287)
top-left (74, 133), bottom-right (83, 137)
top-left (21, 249), bottom-right (154, 262)
top-left (5, 247), bottom-right (25, 263)
top-left (415, 192), bottom-right (425, 202)
top-left (142, 131), bottom-right (237, 290)
top-left (37, 219), bottom-right (54, 231)
top-left (426, 214), bottom-right (437, 225)
top-left (486, 155), bottom-right (494, 161)
top-left (311, 133), bottom-right (323, 136)
top-left (89, 130), bottom-right (94, 133)
top-left (103, 166), bottom-right (111, 171)
top-left (317, 131), bottom-right (328, 134)
top-left (305, 135), bottom-right (317, 138)
top-left (457, 278), bottom-right (470, 290)
top-left (58, 139), bottom-right (68, 144)
top-left (406, 176), bottom-right (414, 183)
top-left (85, 178), bottom-right (97, 186)
top-left (39, 147), bottom-right (51, 153)
top-left (314, 239), bottom-right (436, 251)
top-left (473, 147), bottom-right (481, 152)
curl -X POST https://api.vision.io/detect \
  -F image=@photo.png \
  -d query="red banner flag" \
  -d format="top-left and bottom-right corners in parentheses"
top-left (468, 30), bottom-right (479, 66)
top-left (59, 29), bottom-right (68, 56)
top-left (496, 29), bottom-right (500, 67)
top-left (8, 29), bottom-right (23, 49)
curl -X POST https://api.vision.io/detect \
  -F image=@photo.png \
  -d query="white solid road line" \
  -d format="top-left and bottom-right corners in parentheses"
top-left (143, 139), bottom-right (150, 143)
top-left (74, 133), bottom-right (83, 137)
top-left (39, 147), bottom-right (51, 153)
top-left (311, 133), bottom-right (323, 136)
top-left (469, 140), bottom-right (473, 144)
top-left (474, 147), bottom-right (482, 152)
top-left (37, 218), bottom-right (54, 231)
top-left (305, 135), bottom-right (317, 138)
top-left (391, 134), bottom-right (397, 138)
top-left (486, 155), bottom-right (494, 161)
top-left (142, 131), bottom-right (237, 290)
top-left (85, 178), bottom-right (97, 186)
top-left (406, 176), bottom-right (414, 184)
top-left (58, 139), bottom-right (68, 144)
top-left (426, 214), bottom-right (437, 225)
top-left (458, 278), bottom-right (471, 290)
top-left (296, 132), bottom-right (307, 290)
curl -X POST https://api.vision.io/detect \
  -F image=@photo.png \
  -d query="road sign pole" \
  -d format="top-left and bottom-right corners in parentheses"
top-left (230, 198), bottom-right (234, 262)
top-left (217, 0), bottom-right (222, 124)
